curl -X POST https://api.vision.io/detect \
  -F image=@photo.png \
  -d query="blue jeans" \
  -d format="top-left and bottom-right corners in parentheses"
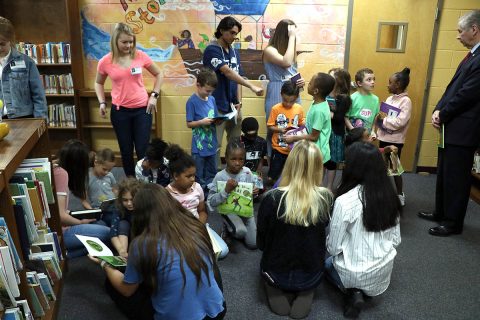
top-left (110, 105), bottom-right (152, 177)
top-left (324, 256), bottom-right (346, 293)
top-left (63, 223), bottom-right (111, 259)
top-left (192, 153), bottom-right (217, 192)
top-left (262, 268), bottom-right (323, 292)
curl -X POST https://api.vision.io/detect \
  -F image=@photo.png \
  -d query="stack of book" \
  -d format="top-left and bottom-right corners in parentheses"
top-left (16, 42), bottom-right (71, 64)
top-left (48, 103), bottom-right (76, 128)
top-left (1, 158), bottom-right (64, 317)
top-left (40, 73), bottom-right (74, 94)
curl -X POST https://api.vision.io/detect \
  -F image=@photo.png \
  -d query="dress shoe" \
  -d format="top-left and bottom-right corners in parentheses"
top-left (343, 289), bottom-right (364, 318)
top-left (428, 225), bottom-right (462, 237)
top-left (417, 211), bottom-right (441, 222)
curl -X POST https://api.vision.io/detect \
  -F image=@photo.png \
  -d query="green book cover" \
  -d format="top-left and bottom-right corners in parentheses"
top-left (34, 171), bottom-right (54, 204)
top-left (98, 256), bottom-right (127, 268)
top-left (216, 181), bottom-right (254, 218)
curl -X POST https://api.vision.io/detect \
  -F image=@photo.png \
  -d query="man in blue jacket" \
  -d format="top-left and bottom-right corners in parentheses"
top-left (0, 16), bottom-right (47, 119)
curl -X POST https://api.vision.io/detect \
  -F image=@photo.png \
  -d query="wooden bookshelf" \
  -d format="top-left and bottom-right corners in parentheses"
top-left (0, 119), bottom-right (66, 320)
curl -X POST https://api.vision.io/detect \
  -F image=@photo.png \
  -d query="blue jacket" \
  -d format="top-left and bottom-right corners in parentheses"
top-left (1, 48), bottom-right (47, 119)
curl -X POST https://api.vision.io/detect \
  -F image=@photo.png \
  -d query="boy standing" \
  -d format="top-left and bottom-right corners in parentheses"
top-left (346, 68), bottom-right (380, 134)
top-left (267, 82), bottom-right (305, 182)
top-left (285, 73), bottom-right (336, 166)
top-left (186, 68), bottom-right (220, 191)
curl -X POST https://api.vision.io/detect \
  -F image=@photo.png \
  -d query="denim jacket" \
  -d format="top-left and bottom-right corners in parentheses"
top-left (0, 48), bottom-right (47, 118)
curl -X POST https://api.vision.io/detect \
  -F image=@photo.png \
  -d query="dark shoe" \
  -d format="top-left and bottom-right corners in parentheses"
top-left (417, 211), bottom-right (441, 222)
top-left (428, 225), bottom-right (462, 237)
top-left (343, 289), bottom-right (364, 318)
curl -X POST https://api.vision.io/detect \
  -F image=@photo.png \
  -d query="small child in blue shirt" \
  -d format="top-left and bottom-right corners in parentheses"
top-left (186, 67), bottom-right (221, 192)
top-left (135, 138), bottom-right (170, 186)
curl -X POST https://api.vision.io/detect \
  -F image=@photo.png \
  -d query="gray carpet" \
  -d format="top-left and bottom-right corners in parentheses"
top-left (58, 172), bottom-right (480, 319)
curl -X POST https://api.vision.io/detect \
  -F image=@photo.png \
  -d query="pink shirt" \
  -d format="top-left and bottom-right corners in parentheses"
top-left (166, 182), bottom-right (204, 219)
top-left (376, 92), bottom-right (412, 144)
top-left (97, 50), bottom-right (153, 108)
top-left (54, 166), bottom-right (71, 231)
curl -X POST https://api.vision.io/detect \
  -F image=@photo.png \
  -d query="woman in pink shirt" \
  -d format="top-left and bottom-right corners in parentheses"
top-left (95, 23), bottom-right (162, 177)
top-left (376, 67), bottom-right (412, 206)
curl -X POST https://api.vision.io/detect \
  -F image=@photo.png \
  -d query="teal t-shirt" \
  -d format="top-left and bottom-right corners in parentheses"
top-left (306, 101), bottom-right (331, 163)
top-left (347, 91), bottom-right (380, 132)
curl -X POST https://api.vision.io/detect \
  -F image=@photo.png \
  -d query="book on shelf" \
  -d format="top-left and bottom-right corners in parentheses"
top-left (16, 299), bottom-right (34, 320)
top-left (26, 272), bottom-right (50, 309)
top-left (27, 284), bottom-right (45, 318)
top-left (215, 181), bottom-right (254, 218)
top-left (75, 235), bottom-right (127, 269)
top-left (40, 73), bottom-right (74, 94)
top-left (0, 265), bottom-right (16, 310)
top-left (0, 246), bottom-right (20, 298)
top-left (16, 42), bottom-right (71, 64)
top-left (28, 252), bottom-right (62, 282)
top-left (48, 104), bottom-right (76, 128)
top-left (12, 204), bottom-right (31, 261)
top-left (0, 218), bottom-right (23, 273)
top-left (2, 307), bottom-right (23, 320)
top-left (11, 196), bottom-right (38, 245)
top-left (37, 273), bottom-right (56, 301)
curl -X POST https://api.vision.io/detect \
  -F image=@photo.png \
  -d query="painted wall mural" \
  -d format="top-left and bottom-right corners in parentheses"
top-left (80, 0), bottom-right (348, 90)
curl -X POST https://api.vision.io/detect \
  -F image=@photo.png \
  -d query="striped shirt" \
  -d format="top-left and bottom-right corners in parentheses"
top-left (327, 185), bottom-right (401, 296)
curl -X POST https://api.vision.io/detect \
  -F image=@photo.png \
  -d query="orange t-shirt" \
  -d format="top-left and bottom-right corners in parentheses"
top-left (97, 50), bottom-right (153, 108)
top-left (267, 103), bottom-right (305, 155)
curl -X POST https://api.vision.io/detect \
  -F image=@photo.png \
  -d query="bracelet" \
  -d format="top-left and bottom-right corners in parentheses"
top-left (150, 91), bottom-right (159, 99)
top-left (100, 260), bottom-right (107, 270)
top-left (99, 102), bottom-right (106, 106)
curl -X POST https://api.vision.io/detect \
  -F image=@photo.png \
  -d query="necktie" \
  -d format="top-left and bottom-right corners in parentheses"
top-left (461, 51), bottom-right (472, 65)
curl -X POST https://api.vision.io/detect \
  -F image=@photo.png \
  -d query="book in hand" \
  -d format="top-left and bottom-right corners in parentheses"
top-left (437, 124), bottom-right (444, 149)
top-left (285, 125), bottom-right (308, 150)
top-left (290, 72), bottom-right (301, 86)
top-left (70, 208), bottom-right (102, 220)
top-left (216, 181), bottom-right (254, 218)
top-left (378, 102), bottom-right (402, 132)
top-left (75, 235), bottom-right (126, 269)
top-left (99, 198), bottom-right (116, 211)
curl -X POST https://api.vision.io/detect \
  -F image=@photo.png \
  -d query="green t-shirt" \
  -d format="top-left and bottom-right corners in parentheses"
top-left (347, 91), bottom-right (380, 132)
top-left (306, 101), bottom-right (331, 163)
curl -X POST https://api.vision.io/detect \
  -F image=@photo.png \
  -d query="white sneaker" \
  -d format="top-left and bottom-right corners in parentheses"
top-left (398, 193), bottom-right (405, 206)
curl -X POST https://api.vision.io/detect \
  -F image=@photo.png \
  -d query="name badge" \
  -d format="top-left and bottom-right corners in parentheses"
top-left (131, 67), bottom-right (142, 75)
top-left (10, 60), bottom-right (26, 70)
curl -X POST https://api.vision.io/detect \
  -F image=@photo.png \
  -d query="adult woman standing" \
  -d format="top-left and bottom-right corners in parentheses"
top-left (263, 19), bottom-right (305, 156)
top-left (95, 23), bottom-right (162, 177)
top-left (90, 184), bottom-right (226, 320)
top-left (54, 140), bottom-right (111, 258)
top-left (257, 140), bottom-right (333, 319)
top-left (0, 16), bottom-right (47, 119)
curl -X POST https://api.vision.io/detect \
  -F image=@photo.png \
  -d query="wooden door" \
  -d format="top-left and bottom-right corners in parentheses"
top-left (348, 0), bottom-right (439, 171)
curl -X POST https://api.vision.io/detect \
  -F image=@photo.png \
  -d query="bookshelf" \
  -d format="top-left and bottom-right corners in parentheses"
top-left (0, 118), bottom-right (66, 320)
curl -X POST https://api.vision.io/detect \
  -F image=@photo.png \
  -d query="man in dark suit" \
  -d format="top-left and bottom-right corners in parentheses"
top-left (418, 10), bottom-right (480, 236)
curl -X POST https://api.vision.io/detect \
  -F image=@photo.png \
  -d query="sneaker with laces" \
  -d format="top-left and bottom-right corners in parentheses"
top-left (398, 193), bottom-right (405, 206)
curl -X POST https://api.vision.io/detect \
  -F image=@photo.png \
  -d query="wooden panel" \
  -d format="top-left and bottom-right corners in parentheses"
top-left (0, 0), bottom-right (69, 43)
top-left (348, 0), bottom-right (439, 171)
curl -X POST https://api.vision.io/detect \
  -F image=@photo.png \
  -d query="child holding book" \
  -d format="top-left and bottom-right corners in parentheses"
top-left (376, 67), bottom-right (412, 206)
top-left (135, 138), bottom-right (170, 186)
top-left (84, 149), bottom-right (117, 222)
top-left (267, 82), bottom-right (305, 183)
top-left (346, 68), bottom-right (380, 135)
top-left (165, 145), bottom-right (228, 259)
top-left (257, 140), bottom-right (333, 318)
top-left (186, 67), bottom-right (221, 193)
top-left (111, 178), bottom-right (143, 258)
top-left (284, 73), bottom-right (335, 171)
top-left (326, 142), bottom-right (401, 318)
top-left (207, 141), bottom-right (258, 250)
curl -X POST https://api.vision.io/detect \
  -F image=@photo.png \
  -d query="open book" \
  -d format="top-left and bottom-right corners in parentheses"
top-left (211, 103), bottom-right (238, 121)
top-left (75, 235), bottom-right (127, 268)
top-left (70, 209), bottom-right (101, 220)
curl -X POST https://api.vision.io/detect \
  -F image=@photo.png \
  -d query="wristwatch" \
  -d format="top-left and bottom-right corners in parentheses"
top-left (150, 91), bottom-right (159, 99)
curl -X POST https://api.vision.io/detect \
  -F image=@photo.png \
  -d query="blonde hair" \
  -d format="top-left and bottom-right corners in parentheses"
top-left (277, 140), bottom-right (332, 226)
top-left (95, 148), bottom-right (115, 164)
top-left (110, 23), bottom-right (136, 62)
top-left (0, 16), bottom-right (15, 44)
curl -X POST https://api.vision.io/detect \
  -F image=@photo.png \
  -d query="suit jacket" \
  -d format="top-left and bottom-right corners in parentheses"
top-left (435, 45), bottom-right (480, 147)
